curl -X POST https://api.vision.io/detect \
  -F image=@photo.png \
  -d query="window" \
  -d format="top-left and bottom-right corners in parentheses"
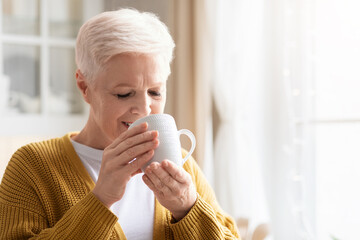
top-left (287, 0), bottom-right (360, 238)
top-left (313, 0), bottom-right (360, 239)
top-left (0, 0), bottom-right (88, 135)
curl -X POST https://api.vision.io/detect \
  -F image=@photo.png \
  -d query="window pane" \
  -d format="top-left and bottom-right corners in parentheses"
top-left (315, 0), bottom-right (360, 119)
top-left (48, 0), bottom-right (83, 38)
top-left (2, 0), bottom-right (40, 35)
top-left (3, 44), bottom-right (41, 113)
top-left (315, 123), bottom-right (360, 240)
top-left (49, 47), bottom-right (83, 114)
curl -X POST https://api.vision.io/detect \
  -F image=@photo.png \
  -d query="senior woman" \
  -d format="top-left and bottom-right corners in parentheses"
top-left (0, 8), bottom-right (239, 240)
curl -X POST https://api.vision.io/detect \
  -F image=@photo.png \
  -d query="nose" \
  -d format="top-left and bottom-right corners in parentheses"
top-left (130, 93), bottom-right (152, 116)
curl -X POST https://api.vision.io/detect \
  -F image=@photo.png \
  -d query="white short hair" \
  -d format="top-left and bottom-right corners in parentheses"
top-left (75, 8), bottom-right (175, 82)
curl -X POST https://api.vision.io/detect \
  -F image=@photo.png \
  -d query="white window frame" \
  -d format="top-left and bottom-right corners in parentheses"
top-left (0, 0), bottom-right (103, 135)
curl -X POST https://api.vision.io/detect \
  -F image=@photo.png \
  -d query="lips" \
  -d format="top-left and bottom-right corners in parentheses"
top-left (122, 121), bottom-right (133, 129)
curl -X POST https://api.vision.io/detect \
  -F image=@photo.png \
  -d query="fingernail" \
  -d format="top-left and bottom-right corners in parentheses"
top-left (151, 163), bottom-right (158, 170)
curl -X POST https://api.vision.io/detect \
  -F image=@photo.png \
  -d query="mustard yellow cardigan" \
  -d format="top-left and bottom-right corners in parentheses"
top-left (0, 133), bottom-right (240, 239)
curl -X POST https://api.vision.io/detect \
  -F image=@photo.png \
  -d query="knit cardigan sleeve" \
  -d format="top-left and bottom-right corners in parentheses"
top-left (169, 153), bottom-right (240, 239)
top-left (0, 144), bottom-right (121, 240)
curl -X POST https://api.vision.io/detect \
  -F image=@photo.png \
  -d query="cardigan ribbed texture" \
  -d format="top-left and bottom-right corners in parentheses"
top-left (0, 133), bottom-right (240, 239)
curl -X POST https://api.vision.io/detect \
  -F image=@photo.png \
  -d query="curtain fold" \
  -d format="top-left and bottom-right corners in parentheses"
top-left (170, 0), bottom-right (277, 236)
top-left (166, 0), bottom-right (197, 160)
top-left (193, 0), bottom-right (215, 170)
top-left (169, 0), bottom-right (214, 169)
top-left (211, 0), bottom-right (270, 233)
top-left (171, 0), bottom-right (317, 239)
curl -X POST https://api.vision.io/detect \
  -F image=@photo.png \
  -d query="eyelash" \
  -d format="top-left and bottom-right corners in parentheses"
top-left (116, 93), bottom-right (131, 98)
top-left (149, 91), bottom-right (161, 97)
top-left (116, 91), bottom-right (161, 99)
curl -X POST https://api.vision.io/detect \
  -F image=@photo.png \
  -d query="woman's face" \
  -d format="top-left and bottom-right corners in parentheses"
top-left (83, 53), bottom-right (167, 147)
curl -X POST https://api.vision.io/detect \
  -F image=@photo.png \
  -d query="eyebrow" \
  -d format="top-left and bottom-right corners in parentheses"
top-left (113, 82), bottom-right (165, 88)
top-left (113, 83), bottom-right (133, 88)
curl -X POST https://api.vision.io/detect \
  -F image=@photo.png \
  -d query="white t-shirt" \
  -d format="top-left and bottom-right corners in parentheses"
top-left (71, 140), bottom-right (154, 240)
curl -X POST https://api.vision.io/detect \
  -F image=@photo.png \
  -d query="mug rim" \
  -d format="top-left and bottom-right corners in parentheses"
top-left (129, 113), bottom-right (175, 129)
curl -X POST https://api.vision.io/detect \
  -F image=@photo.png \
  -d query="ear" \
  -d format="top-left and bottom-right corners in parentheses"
top-left (76, 69), bottom-right (91, 104)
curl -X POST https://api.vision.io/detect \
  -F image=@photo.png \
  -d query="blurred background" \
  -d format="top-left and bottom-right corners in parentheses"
top-left (0, 0), bottom-right (359, 239)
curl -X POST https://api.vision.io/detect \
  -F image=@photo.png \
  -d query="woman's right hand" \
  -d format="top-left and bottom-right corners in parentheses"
top-left (91, 122), bottom-right (159, 208)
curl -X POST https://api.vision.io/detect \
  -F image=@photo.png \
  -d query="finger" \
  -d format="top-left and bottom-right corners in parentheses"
top-left (142, 174), bottom-right (166, 199)
top-left (161, 160), bottom-right (188, 184)
top-left (142, 174), bottom-right (160, 195)
top-left (108, 122), bottom-right (148, 149)
top-left (117, 138), bottom-right (159, 164)
top-left (144, 163), bottom-right (171, 195)
top-left (113, 130), bottom-right (158, 156)
top-left (126, 149), bottom-right (154, 174)
top-left (151, 162), bottom-right (179, 190)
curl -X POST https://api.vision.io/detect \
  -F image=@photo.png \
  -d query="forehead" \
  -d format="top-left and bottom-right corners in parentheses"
top-left (95, 53), bottom-right (167, 87)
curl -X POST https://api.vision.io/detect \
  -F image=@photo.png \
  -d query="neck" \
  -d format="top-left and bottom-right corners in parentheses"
top-left (71, 116), bottom-right (111, 150)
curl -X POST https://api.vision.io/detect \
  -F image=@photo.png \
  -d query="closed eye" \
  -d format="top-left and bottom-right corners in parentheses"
top-left (116, 92), bottom-right (132, 98)
top-left (148, 91), bottom-right (161, 97)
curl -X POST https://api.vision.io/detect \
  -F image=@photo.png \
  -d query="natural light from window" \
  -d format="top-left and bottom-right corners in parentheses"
top-left (314, 0), bottom-right (360, 239)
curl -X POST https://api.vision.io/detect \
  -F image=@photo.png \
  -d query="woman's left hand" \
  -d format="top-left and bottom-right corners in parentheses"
top-left (142, 160), bottom-right (197, 221)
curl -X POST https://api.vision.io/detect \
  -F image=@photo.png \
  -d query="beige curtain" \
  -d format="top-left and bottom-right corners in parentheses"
top-left (166, 0), bottom-right (213, 168)
top-left (165, 0), bottom-right (195, 160)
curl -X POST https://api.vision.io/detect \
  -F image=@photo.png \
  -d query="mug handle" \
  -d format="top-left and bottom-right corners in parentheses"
top-left (177, 129), bottom-right (196, 165)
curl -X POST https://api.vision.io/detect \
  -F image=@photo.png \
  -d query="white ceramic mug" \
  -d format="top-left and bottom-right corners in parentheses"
top-left (128, 113), bottom-right (196, 172)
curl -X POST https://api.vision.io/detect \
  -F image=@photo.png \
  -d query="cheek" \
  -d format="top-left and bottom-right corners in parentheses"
top-left (100, 100), bottom-right (126, 119)
top-left (156, 91), bottom-right (166, 111)
top-left (152, 100), bottom-right (166, 113)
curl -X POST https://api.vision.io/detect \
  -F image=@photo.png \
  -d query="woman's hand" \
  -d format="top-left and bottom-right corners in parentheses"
top-left (142, 160), bottom-right (197, 221)
top-left (92, 123), bottom-right (159, 208)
